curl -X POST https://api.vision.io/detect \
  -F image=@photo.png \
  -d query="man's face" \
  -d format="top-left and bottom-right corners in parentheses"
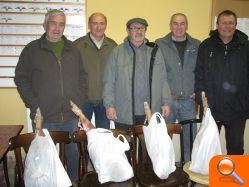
top-left (89, 14), bottom-right (107, 39)
top-left (217, 15), bottom-right (236, 42)
top-left (170, 15), bottom-right (188, 40)
top-left (44, 14), bottom-right (65, 42)
top-left (127, 22), bottom-right (146, 46)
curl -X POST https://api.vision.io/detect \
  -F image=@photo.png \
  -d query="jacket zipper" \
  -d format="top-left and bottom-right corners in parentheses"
top-left (58, 59), bottom-right (64, 122)
top-left (129, 41), bottom-right (136, 124)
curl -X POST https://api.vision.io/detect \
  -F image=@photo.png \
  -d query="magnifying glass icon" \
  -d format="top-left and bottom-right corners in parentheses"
top-left (217, 157), bottom-right (244, 185)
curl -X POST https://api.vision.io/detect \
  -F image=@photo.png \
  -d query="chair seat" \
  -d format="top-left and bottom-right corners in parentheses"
top-left (136, 164), bottom-right (189, 187)
top-left (183, 161), bottom-right (209, 185)
top-left (79, 171), bottom-right (136, 187)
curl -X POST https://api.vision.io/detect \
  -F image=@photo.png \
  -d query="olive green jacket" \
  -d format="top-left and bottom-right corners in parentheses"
top-left (74, 33), bottom-right (117, 103)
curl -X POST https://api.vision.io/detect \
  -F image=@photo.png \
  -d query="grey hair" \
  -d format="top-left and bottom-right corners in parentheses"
top-left (170, 13), bottom-right (188, 25)
top-left (44, 9), bottom-right (66, 24)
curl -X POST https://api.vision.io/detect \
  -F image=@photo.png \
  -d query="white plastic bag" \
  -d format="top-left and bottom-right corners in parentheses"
top-left (189, 108), bottom-right (222, 175)
top-left (143, 112), bottom-right (176, 179)
top-left (24, 129), bottom-right (72, 187)
top-left (87, 128), bottom-right (134, 183)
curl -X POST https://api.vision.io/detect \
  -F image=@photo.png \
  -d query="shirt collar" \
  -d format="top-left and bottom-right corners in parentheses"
top-left (90, 33), bottom-right (104, 49)
top-left (171, 34), bottom-right (187, 42)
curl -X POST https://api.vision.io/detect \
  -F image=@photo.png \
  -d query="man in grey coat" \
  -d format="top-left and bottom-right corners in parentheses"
top-left (103, 17), bottom-right (172, 130)
top-left (156, 13), bottom-right (200, 162)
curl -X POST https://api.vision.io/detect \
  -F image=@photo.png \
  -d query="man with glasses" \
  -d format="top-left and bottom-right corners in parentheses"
top-left (195, 10), bottom-right (249, 155)
top-left (74, 12), bottom-right (117, 129)
top-left (103, 18), bottom-right (172, 130)
top-left (15, 9), bottom-right (87, 184)
top-left (156, 13), bottom-right (200, 162)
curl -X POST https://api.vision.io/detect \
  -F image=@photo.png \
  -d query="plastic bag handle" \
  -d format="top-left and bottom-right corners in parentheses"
top-left (150, 112), bottom-right (163, 125)
top-left (117, 134), bottom-right (130, 151)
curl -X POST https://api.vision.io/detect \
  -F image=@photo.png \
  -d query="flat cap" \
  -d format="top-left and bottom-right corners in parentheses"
top-left (126, 17), bottom-right (148, 28)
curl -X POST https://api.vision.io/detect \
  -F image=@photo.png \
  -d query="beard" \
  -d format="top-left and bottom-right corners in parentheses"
top-left (135, 33), bottom-right (144, 38)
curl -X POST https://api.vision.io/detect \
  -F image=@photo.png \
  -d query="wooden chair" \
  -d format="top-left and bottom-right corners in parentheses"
top-left (178, 119), bottom-right (208, 186)
top-left (9, 131), bottom-right (71, 187)
top-left (131, 123), bottom-right (189, 187)
top-left (73, 129), bottom-right (137, 187)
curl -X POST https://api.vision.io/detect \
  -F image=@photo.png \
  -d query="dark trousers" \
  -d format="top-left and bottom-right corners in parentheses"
top-left (115, 115), bottom-right (146, 130)
top-left (82, 102), bottom-right (110, 129)
top-left (114, 115), bottom-right (145, 165)
top-left (218, 118), bottom-right (246, 155)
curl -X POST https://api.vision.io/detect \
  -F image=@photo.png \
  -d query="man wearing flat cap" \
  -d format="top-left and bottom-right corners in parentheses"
top-left (103, 17), bottom-right (172, 130)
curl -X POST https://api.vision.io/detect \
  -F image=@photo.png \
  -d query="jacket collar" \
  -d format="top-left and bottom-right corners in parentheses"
top-left (163, 32), bottom-right (196, 44)
top-left (123, 36), bottom-right (149, 48)
top-left (209, 29), bottom-right (248, 46)
top-left (40, 33), bottom-right (72, 51)
top-left (159, 33), bottom-right (197, 52)
top-left (84, 32), bottom-right (109, 48)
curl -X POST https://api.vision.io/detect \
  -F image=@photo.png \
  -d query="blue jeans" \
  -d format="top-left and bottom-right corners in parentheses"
top-left (82, 102), bottom-right (110, 129)
top-left (33, 118), bottom-right (79, 182)
top-left (165, 98), bottom-right (197, 162)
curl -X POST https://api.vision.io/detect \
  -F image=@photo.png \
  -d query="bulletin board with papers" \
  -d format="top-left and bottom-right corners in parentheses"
top-left (0, 0), bottom-right (86, 88)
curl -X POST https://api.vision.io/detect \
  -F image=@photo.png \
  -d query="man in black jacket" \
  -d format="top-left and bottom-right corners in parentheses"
top-left (195, 10), bottom-right (249, 154)
top-left (15, 9), bottom-right (87, 183)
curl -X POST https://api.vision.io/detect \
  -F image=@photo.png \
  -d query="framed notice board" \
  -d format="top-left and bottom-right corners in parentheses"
top-left (0, 0), bottom-right (86, 88)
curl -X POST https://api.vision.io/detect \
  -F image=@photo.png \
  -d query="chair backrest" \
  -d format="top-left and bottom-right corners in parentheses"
top-left (131, 123), bottom-right (182, 171)
top-left (72, 130), bottom-right (88, 182)
top-left (72, 129), bottom-right (134, 182)
top-left (9, 131), bottom-right (71, 186)
top-left (178, 118), bottom-right (201, 166)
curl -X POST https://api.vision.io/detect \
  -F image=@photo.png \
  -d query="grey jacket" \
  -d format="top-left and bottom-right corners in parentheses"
top-left (103, 37), bottom-right (172, 125)
top-left (156, 33), bottom-right (200, 98)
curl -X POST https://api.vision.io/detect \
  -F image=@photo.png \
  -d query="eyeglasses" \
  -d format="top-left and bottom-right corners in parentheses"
top-left (129, 27), bottom-right (146, 31)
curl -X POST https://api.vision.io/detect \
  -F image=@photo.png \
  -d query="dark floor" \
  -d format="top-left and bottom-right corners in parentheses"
top-left (0, 154), bottom-right (15, 187)
top-left (0, 162), bottom-right (7, 187)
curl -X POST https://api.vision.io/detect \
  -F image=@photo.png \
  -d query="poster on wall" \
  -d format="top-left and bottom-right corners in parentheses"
top-left (0, 0), bottom-right (86, 88)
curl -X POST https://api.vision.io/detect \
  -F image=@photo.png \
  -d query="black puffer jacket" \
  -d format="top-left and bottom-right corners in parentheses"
top-left (195, 29), bottom-right (249, 121)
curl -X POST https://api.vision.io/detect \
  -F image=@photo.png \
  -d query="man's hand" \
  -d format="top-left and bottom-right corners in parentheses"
top-left (34, 107), bottom-right (45, 136)
top-left (106, 107), bottom-right (117, 120)
top-left (190, 93), bottom-right (195, 99)
top-left (162, 105), bottom-right (170, 117)
top-left (201, 91), bottom-right (208, 113)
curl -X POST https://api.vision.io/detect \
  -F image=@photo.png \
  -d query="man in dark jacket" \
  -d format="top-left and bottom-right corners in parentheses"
top-left (14, 9), bottom-right (87, 183)
top-left (195, 10), bottom-right (249, 154)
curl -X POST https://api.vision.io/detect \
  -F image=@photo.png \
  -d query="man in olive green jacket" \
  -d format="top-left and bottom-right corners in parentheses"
top-left (74, 12), bottom-right (117, 128)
